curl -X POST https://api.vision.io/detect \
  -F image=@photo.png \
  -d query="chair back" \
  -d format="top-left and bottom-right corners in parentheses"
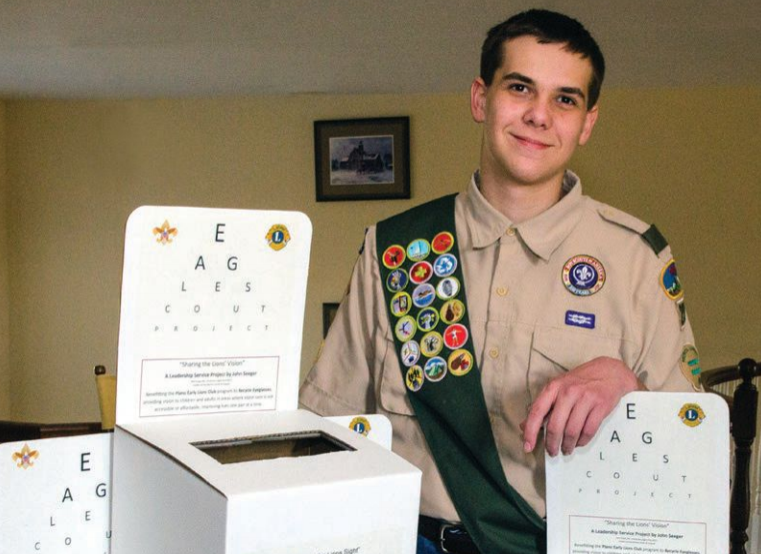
top-left (701, 358), bottom-right (760, 554)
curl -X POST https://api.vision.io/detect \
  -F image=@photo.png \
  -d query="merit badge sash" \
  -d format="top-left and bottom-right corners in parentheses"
top-left (376, 194), bottom-right (546, 554)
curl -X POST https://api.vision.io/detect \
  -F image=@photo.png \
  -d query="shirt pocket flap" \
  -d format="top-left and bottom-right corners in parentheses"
top-left (532, 327), bottom-right (625, 372)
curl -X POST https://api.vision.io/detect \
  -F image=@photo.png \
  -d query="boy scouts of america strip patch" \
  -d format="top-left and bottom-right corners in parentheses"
top-left (380, 230), bottom-right (478, 393)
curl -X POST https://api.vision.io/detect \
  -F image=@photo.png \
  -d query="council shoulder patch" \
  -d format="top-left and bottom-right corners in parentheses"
top-left (660, 259), bottom-right (684, 301)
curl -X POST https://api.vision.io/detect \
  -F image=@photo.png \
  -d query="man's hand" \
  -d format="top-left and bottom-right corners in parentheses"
top-left (521, 357), bottom-right (645, 457)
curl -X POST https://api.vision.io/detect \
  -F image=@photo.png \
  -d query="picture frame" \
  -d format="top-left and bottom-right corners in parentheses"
top-left (322, 302), bottom-right (340, 338)
top-left (314, 117), bottom-right (410, 202)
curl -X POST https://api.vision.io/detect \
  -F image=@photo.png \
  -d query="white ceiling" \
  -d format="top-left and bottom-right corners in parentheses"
top-left (0, 0), bottom-right (759, 99)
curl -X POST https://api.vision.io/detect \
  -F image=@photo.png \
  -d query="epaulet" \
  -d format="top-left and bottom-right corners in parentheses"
top-left (597, 205), bottom-right (669, 257)
top-left (358, 227), bottom-right (369, 255)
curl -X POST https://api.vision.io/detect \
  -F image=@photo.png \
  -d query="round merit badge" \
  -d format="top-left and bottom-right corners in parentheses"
top-left (420, 331), bottom-right (444, 358)
top-left (394, 315), bottom-right (417, 342)
top-left (448, 349), bottom-right (473, 377)
top-left (424, 357), bottom-right (447, 382)
top-left (386, 268), bottom-right (409, 293)
top-left (433, 253), bottom-right (458, 277)
top-left (660, 259), bottom-right (684, 301)
top-left (443, 323), bottom-right (469, 350)
top-left (401, 340), bottom-right (421, 367)
top-left (417, 307), bottom-right (440, 332)
top-left (382, 245), bottom-right (406, 269)
top-left (349, 416), bottom-right (371, 436)
top-left (412, 283), bottom-right (436, 308)
top-left (436, 276), bottom-right (460, 300)
top-left (432, 231), bottom-right (455, 254)
top-left (678, 403), bottom-right (705, 428)
top-left (266, 224), bottom-right (291, 251)
top-left (562, 255), bottom-right (606, 296)
top-left (406, 365), bottom-right (424, 392)
top-left (440, 299), bottom-right (465, 324)
top-left (407, 239), bottom-right (431, 262)
top-left (390, 291), bottom-right (412, 317)
top-left (409, 261), bottom-right (434, 284)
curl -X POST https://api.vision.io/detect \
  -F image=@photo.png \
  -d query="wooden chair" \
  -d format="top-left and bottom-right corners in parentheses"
top-left (700, 358), bottom-right (760, 554)
top-left (0, 365), bottom-right (115, 443)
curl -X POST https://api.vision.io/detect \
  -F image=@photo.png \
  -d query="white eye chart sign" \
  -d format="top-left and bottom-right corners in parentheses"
top-left (546, 392), bottom-right (729, 554)
top-left (0, 434), bottom-right (112, 554)
top-left (117, 207), bottom-right (312, 424)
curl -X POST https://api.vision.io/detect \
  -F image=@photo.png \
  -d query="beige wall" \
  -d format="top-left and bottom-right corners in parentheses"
top-left (3, 87), bottom-right (760, 422)
top-left (0, 102), bottom-right (9, 418)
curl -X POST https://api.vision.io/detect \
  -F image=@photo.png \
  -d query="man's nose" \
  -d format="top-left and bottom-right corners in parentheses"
top-left (523, 97), bottom-right (552, 128)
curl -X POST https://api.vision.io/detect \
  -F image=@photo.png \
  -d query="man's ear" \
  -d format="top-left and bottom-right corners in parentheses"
top-left (470, 78), bottom-right (488, 123)
top-left (578, 105), bottom-right (599, 146)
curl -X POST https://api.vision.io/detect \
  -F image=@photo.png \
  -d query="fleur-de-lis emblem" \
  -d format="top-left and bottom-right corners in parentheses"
top-left (12, 444), bottom-right (39, 469)
top-left (153, 220), bottom-right (178, 245)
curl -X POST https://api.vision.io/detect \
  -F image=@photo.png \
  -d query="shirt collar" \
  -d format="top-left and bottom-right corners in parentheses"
top-left (464, 170), bottom-right (586, 261)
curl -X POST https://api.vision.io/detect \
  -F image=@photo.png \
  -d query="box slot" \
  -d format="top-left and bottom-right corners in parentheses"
top-left (192, 430), bottom-right (355, 464)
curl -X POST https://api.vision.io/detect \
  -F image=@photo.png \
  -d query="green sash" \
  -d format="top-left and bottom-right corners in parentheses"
top-left (376, 194), bottom-right (546, 554)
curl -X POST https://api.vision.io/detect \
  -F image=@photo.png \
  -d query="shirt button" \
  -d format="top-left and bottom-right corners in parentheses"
top-left (505, 227), bottom-right (516, 237)
top-left (489, 348), bottom-right (500, 359)
top-left (496, 286), bottom-right (509, 296)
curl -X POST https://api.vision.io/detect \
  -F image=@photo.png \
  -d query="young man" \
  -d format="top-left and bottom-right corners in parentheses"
top-left (300, 9), bottom-right (698, 554)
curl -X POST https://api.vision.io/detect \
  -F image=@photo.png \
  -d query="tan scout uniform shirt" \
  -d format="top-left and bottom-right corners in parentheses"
top-left (300, 171), bottom-right (696, 521)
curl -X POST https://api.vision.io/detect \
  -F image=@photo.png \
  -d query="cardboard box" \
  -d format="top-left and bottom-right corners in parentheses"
top-left (111, 207), bottom-right (421, 554)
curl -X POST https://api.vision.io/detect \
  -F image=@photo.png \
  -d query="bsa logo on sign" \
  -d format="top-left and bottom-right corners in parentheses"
top-left (11, 444), bottom-right (39, 470)
top-left (152, 220), bottom-right (178, 245)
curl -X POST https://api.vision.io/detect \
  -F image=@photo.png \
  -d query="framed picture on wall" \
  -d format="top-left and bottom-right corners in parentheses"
top-left (322, 303), bottom-right (340, 338)
top-left (314, 117), bottom-right (410, 201)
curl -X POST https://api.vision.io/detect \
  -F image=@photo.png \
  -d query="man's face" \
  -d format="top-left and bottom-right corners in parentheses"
top-left (471, 35), bottom-right (598, 189)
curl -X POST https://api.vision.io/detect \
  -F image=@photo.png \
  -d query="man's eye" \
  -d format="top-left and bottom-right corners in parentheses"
top-left (509, 83), bottom-right (527, 93)
top-left (558, 95), bottom-right (577, 106)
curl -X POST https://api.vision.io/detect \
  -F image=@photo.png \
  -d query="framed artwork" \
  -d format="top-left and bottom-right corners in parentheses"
top-left (314, 117), bottom-right (410, 201)
top-left (322, 302), bottom-right (340, 338)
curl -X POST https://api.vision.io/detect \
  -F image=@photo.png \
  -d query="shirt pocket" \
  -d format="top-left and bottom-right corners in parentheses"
top-left (528, 326), bottom-right (628, 401)
top-left (378, 337), bottom-right (416, 416)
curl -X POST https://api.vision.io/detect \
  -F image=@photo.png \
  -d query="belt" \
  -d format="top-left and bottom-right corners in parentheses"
top-left (418, 515), bottom-right (480, 554)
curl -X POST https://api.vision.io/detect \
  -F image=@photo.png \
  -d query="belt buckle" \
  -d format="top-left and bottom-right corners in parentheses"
top-left (439, 522), bottom-right (455, 553)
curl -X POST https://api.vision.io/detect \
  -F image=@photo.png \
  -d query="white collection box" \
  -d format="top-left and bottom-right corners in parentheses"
top-left (111, 207), bottom-right (421, 554)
